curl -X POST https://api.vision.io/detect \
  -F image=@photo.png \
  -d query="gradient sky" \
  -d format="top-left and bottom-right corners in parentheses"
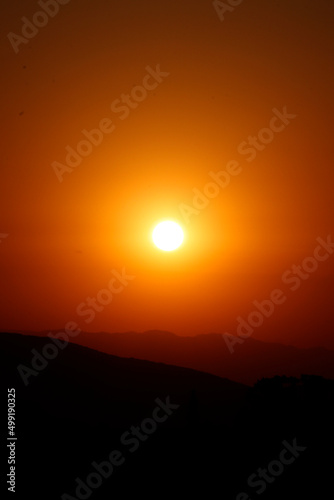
top-left (1, 0), bottom-right (333, 348)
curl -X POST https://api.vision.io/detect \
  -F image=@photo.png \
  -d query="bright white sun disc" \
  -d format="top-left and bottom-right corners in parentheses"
top-left (152, 221), bottom-right (184, 251)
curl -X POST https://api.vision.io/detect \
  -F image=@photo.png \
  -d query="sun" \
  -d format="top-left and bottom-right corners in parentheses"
top-left (152, 221), bottom-right (184, 251)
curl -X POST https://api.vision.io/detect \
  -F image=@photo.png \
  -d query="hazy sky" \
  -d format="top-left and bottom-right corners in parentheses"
top-left (1, 0), bottom-right (333, 348)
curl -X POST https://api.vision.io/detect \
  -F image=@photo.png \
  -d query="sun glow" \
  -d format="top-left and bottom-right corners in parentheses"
top-left (152, 221), bottom-right (184, 251)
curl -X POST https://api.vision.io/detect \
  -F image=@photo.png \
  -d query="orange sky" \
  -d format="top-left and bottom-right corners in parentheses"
top-left (1, 0), bottom-right (333, 348)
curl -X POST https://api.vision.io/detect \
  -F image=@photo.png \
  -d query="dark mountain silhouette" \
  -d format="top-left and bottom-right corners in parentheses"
top-left (1, 332), bottom-right (333, 499)
top-left (27, 329), bottom-right (334, 385)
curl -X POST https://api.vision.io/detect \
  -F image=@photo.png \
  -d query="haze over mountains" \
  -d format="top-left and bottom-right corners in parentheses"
top-left (19, 329), bottom-right (334, 385)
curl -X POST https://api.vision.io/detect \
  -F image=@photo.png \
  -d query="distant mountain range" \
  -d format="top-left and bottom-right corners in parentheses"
top-left (19, 329), bottom-right (334, 385)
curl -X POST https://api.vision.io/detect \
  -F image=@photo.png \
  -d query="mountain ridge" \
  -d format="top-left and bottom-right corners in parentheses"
top-left (5, 329), bottom-right (334, 385)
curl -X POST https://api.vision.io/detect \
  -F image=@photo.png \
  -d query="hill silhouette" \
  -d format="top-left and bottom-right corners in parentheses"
top-left (1, 332), bottom-right (333, 499)
top-left (27, 329), bottom-right (334, 385)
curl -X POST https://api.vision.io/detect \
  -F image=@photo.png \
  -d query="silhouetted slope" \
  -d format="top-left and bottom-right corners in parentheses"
top-left (1, 332), bottom-right (333, 499)
top-left (34, 329), bottom-right (334, 385)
